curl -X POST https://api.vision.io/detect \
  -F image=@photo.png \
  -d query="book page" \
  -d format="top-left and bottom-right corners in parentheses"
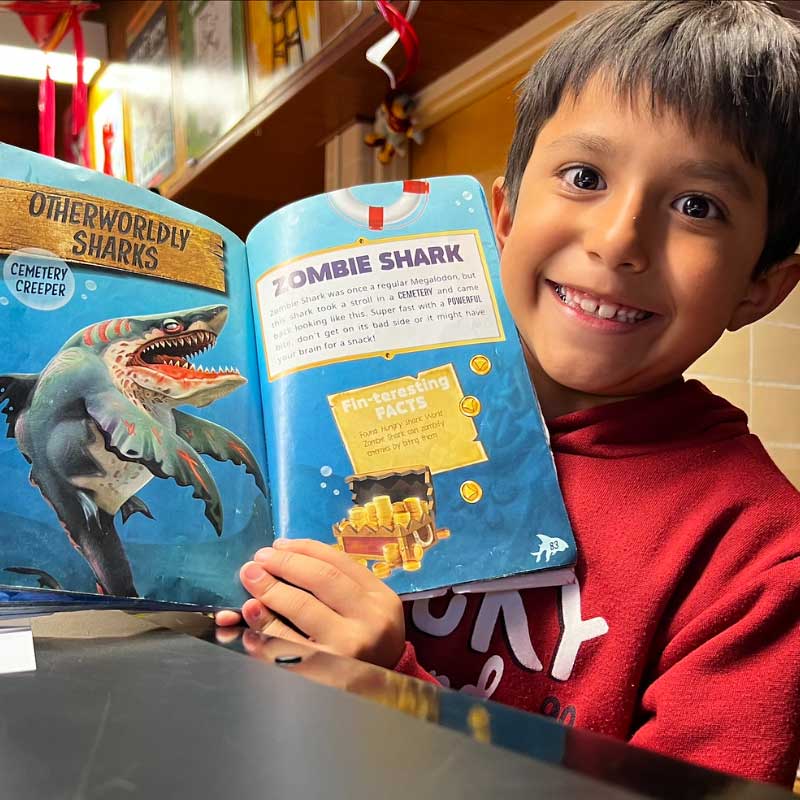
top-left (246, 177), bottom-right (575, 597)
top-left (0, 143), bottom-right (270, 610)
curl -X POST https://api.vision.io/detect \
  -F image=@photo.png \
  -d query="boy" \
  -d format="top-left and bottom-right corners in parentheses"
top-left (218, 0), bottom-right (800, 786)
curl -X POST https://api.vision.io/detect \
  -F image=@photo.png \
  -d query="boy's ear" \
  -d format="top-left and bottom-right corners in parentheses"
top-left (728, 255), bottom-right (800, 331)
top-left (491, 177), bottom-right (512, 253)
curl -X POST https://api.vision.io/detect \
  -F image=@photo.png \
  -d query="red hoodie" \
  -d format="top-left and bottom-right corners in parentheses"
top-left (395, 379), bottom-right (800, 786)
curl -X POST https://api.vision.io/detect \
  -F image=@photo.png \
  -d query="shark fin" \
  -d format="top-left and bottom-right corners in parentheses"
top-left (84, 391), bottom-right (223, 535)
top-left (173, 410), bottom-right (267, 496)
top-left (4, 566), bottom-right (63, 590)
top-left (0, 374), bottom-right (38, 438)
top-left (120, 495), bottom-right (155, 524)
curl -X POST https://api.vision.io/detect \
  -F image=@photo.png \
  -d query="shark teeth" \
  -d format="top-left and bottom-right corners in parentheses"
top-left (131, 328), bottom-right (242, 377)
top-left (186, 363), bottom-right (241, 376)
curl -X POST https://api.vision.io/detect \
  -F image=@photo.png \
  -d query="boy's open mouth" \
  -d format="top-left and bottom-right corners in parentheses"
top-left (548, 280), bottom-right (654, 324)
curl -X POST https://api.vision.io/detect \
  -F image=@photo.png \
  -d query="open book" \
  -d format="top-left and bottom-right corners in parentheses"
top-left (0, 142), bottom-right (576, 613)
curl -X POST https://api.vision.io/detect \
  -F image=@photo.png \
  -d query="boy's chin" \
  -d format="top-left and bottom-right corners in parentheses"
top-left (544, 364), bottom-right (669, 402)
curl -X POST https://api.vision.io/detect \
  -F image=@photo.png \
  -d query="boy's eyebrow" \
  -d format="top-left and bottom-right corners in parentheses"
top-left (545, 133), bottom-right (616, 156)
top-left (674, 160), bottom-right (754, 202)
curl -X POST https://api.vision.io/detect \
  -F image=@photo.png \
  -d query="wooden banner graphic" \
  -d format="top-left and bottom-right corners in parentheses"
top-left (0, 178), bottom-right (225, 292)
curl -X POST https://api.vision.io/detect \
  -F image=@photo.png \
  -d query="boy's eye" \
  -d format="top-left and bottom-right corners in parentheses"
top-left (561, 166), bottom-right (607, 191)
top-left (673, 194), bottom-right (724, 220)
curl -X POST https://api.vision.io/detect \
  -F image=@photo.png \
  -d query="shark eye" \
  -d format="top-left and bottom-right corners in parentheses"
top-left (162, 319), bottom-right (183, 334)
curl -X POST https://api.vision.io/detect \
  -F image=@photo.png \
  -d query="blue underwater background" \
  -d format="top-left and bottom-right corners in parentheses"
top-left (0, 143), bottom-right (271, 609)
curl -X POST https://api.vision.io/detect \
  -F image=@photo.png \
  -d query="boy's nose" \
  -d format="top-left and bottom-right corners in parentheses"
top-left (582, 194), bottom-right (650, 274)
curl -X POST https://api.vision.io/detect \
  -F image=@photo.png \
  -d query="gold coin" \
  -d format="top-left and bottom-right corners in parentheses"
top-left (460, 480), bottom-right (483, 504)
top-left (382, 543), bottom-right (401, 564)
top-left (469, 355), bottom-right (492, 376)
top-left (372, 562), bottom-right (392, 579)
top-left (374, 495), bottom-right (393, 525)
top-left (403, 559), bottom-right (421, 572)
top-left (348, 506), bottom-right (368, 527)
top-left (436, 528), bottom-right (451, 539)
top-left (392, 510), bottom-right (411, 528)
top-left (403, 497), bottom-right (423, 521)
top-left (412, 543), bottom-right (423, 560)
top-left (459, 395), bottom-right (481, 417)
top-left (366, 502), bottom-right (379, 527)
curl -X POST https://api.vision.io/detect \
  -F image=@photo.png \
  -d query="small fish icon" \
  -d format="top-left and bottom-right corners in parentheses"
top-left (532, 534), bottom-right (570, 563)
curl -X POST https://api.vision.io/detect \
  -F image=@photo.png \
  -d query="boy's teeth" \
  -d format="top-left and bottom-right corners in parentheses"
top-left (554, 283), bottom-right (650, 323)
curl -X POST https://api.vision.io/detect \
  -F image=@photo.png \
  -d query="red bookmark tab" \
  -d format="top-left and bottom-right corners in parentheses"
top-left (403, 180), bottom-right (429, 194)
top-left (369, 206), bottom-right (384, 230)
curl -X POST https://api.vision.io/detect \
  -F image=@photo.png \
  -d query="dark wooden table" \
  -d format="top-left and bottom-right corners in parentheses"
top-left (0, 611), bottom-right (791, 799)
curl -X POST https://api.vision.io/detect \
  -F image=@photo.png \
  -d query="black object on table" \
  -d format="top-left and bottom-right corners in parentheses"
top-left (0, 612), bottom-right (792, 800)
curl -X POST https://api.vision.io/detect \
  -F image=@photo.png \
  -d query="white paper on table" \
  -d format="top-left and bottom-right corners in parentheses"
top-left (0, 617), bottom-right (36, 674)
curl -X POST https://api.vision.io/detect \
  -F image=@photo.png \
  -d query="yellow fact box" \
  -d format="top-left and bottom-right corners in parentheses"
top-left (327, 363), bottom-right (487, 475)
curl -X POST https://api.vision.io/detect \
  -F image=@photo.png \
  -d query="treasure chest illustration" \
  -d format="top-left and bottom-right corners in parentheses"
top-left (332, 466), bottom-right (450, 578)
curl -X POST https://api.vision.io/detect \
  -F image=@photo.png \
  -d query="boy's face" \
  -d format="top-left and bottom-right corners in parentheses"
top-left (494, 78), bottom-right (774, 408)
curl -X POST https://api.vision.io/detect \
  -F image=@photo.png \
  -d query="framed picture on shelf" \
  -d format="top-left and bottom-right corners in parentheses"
top-left (125, 3), bottom-right (177, 188)
top-left (246, 0), bottom-right (321, 103)
top-left (179, 0), bottom-right (250, 161)
top-left (245, 1), bottom-right (366, 105)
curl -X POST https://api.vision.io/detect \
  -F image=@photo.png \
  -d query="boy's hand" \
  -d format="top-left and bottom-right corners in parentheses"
top-left (238, 538), bottom-right (406, 669)
top-left (214, 609), bottom-right (242, 627)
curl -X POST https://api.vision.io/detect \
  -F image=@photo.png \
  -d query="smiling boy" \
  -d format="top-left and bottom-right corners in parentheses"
top-left (220, 1), bottom-right (800, 786)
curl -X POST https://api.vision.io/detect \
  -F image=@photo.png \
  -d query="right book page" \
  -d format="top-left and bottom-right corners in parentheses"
top-left (245, 176), bottom-right (575, 597)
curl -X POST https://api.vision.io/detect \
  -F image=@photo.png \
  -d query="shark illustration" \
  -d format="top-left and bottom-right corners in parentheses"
top-left (0, 305), bottom-right (266, 597)
top-left (532, 534), bottom-right (570, 564)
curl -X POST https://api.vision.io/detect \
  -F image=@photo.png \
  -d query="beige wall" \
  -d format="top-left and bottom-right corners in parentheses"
top-left (685, 295), bottom-right (800, 489)
top-left (411, 72), bottom-right (525, 199)
top-left (412, 76), bottom-right (800, 490)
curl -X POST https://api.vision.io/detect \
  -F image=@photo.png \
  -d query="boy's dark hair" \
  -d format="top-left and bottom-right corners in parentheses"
top-left (505, 0), bottom-right (800, 274)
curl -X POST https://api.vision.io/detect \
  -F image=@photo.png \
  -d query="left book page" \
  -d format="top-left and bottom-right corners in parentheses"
top-left (0, 144), bottom-right (271, 610)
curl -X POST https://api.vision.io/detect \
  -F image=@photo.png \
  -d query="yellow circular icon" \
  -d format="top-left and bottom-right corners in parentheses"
top-left (470, 355), bottom-right (492, 376)
top-left (460, 480), bottom-right (483, 504)
top-left (459, 395), bottom-right (481, 417)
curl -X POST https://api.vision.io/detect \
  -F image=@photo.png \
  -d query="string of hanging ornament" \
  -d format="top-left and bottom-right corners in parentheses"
top-left (364, 0), bottom-right (423, 165)
top-left (0, 0), bottom-right (97, 164)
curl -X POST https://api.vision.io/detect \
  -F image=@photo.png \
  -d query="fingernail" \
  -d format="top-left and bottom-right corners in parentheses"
top-left (254, 547), bottom-right (273, 562)
top-left (249, 603), bottom-right (263, 620)
top-left (243, 563), bottom-right (266, 582)
top-left (273, 538), bottom-right (287, 549)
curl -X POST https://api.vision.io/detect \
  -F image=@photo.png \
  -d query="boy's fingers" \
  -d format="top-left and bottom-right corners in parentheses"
top-left (242, 625), bottom-right (307, 654)
top-left (240, 562), bottom-right (339, 642)
top-left (267, 538), bottom-right (392, 593)
top-left (242, 600), bottom-right (308, 646)
top-left (214, 609), bottom-right (242, 627)
top-left (214, 626), bottom-right (242, 646)
top-left (242, 597), bottom-right (277, 630)
top-left (252, 547), bottom-right (365, 618)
